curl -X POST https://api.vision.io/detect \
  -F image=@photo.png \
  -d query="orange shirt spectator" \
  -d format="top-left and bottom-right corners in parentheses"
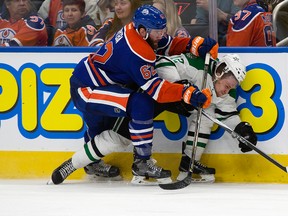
top-left (52, 0), bottom-right (97, 46)
top-left (38, 0), bottom-right (100, 29)
top-left (226, 0), bottom-right (276, 46)
top-left (89, 0), bottom-right (142, 46)
top-left (0, 0), bottom-right (47, 46)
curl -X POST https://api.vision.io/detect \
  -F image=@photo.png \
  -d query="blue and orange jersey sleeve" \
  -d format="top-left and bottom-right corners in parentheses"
top-left (167, 37), bottom-right (191, 55)
top-left (157, 35), bottom-right (191, 56)
top-left (142, 78), bottom-right (184, 103)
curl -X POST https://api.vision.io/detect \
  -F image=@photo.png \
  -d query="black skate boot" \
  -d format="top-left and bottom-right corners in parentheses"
top-left (50, 158), bottom-right (76, 185)
top-left (177, 154), bottom-right (216, 183)
top-left (84, 160), bottom-right (120, 178)
top-left (131, 158), bottom-right (172, 185)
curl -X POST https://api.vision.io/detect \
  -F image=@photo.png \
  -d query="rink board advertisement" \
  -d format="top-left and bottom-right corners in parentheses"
top-left (1, 47), bottom-right (288, 183)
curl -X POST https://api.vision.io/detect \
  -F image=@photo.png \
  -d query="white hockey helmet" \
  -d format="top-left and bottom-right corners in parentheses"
top-left (215, 54), bottom-right (246, 83)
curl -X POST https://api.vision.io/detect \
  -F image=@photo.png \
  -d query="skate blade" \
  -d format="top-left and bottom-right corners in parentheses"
top-left (191, 174), bottom-right (215, 183)
top-left (177, 172), bottom-right (215, 183)
top-left (131, 176), bottom-right (172, 186)
top-left (46, 179), bottom-right (54, 185)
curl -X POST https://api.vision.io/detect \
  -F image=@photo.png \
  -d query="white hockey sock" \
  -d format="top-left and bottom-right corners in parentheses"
top-left (71, 131), bottom-right (130, 169)
top-left (72, 143), bottom-right (100, 169)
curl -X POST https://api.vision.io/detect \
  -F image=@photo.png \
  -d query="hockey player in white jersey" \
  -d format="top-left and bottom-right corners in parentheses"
top-left (155, 53), bottom-right (257, 182)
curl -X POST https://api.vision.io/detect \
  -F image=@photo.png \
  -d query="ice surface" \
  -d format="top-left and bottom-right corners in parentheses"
top-left (1, 179), bottom-right (288, 216)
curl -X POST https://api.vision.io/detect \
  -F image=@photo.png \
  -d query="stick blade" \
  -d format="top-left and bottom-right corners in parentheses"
top-left (159, 176), bottom-right (192, 190)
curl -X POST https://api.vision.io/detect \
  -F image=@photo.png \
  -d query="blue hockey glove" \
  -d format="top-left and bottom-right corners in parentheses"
top-left (182, 85), bottom-right (211, 108)
top-left (190, 36), bottom-right (219, 60)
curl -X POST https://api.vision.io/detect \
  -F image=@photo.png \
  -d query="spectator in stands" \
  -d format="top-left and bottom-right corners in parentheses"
top-left (96, 0), bottom-right (115, 27)
top-left (89, 0), bottom-right (142, 46)
top-left (226, 0), bottom-right (276, 46)
top-left (38, 0), bottom-right (99, 29)
top-left (52, 0), bottom-right (97, 46)
top-left (0, 0), bottom-right (48, 46)
top-left (153, 0), bottom-right (190, 38)
top-left (174, 0), bottom-right (196, 24)
top-left (191, 0), bottom-right (239, 46)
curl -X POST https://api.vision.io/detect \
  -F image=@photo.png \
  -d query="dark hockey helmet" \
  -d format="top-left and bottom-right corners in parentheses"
top-left (133, 5), bottom-right (167, 32)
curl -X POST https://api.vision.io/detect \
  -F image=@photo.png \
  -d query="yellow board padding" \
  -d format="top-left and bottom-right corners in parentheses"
top-left (1, 151), bottom-right (288, 183)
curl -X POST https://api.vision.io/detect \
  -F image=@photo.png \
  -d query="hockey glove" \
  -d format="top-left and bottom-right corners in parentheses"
top-left (190, 36), bottom-right (219, 60)
top-left (234, 122), bottom-right (257, 153)
top-left (182, 85), bottom-right (212, 108)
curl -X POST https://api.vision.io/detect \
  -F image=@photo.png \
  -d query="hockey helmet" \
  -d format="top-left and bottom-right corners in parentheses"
top-left (133, 5), bottom-right (166, 32)
top-left (215, 54), bottom-right (246, 83)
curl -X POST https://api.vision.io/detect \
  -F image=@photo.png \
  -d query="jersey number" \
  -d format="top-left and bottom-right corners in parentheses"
top-left (92, 41), bottom-right (113, 64)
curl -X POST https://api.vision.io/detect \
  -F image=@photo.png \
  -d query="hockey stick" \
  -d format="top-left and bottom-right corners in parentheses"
top-left (201, 109), bottom-right (288, 173)
top-left (159, 53), bottom-right (211, 190)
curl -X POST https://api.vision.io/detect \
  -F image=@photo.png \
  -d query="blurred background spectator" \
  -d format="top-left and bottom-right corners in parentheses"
top-left (2, 0), bottom-right (284, 47)
top-left (191, 0), bottom-right (239, 46)
top-left (52, 0), bottom-right (97, 46)
top-left (89, 0), bottom-right (142, 46)
top-left (96, 0), bottom-right (115, 27)
top-left (38, 0), bottom-right (103, 45)
top-left (174, 0), bottom-right (196, 24)
top-left (38, 0), bottom-right (99, 29)
top-left (153, 0), bottom-right (190, 37)
top-left (226, 0), bottom-right (276, 46)
top-left (0, 0), bottom-right (48, 46)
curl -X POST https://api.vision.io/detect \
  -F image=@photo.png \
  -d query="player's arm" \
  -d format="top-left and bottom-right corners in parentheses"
top-left (138, 73), bottom-right (211, 109)
top-left (89, 19), bottom-right (113, 46)
top-left (157, 35), bottom-right (219, 60)
top-left (218, 95), bottom-right (257, 153)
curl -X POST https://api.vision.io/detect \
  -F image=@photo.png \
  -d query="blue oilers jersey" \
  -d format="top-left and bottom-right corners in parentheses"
top-left (72, 22), bottom-right (190, 103)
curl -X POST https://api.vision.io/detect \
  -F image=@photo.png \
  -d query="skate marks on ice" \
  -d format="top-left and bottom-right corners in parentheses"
top-left (1, 180), bottom-right (288, 216)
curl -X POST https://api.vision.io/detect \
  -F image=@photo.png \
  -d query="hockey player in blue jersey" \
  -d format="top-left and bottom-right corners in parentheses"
top-left (70, 53), bottom-right (257, 184)
top-left (49, 5), bottom-right (218, 185)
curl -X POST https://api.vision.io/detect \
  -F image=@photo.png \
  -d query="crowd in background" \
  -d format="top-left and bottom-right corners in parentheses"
top-left (0, 0), bottom-right (287, 47)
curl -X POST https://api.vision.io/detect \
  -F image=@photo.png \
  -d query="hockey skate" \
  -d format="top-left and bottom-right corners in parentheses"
top-left (49, 158), bottom-right (76, 185)
top-left (131, 158), bottom-right (172, 185)
top-left (84, 160), bottom-right (121, 181)
top-left (177, 154), bottom-right (216, 183)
